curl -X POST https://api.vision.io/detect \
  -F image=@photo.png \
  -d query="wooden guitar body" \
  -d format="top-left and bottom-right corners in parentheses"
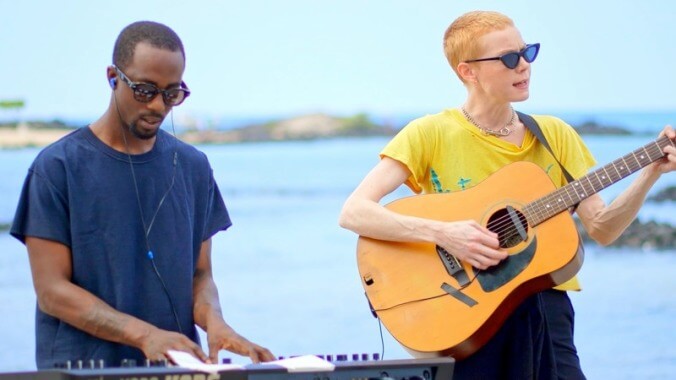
top-left (357, 161), bottom-right (583, 359)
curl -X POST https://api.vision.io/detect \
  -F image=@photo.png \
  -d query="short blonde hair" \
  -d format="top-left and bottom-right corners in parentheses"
top-left (443, 11), bottom-right (514, 82)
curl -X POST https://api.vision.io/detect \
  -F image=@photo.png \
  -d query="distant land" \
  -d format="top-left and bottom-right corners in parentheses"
top-left (0, 120), bottom-right (76, 149)
top-left (179, 113), bottom-right (399, 144)
top-left (0, 113), bottom-right (642, 149)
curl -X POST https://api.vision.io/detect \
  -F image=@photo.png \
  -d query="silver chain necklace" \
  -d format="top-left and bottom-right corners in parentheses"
top-left (461, 106), bottom-right (516, 137)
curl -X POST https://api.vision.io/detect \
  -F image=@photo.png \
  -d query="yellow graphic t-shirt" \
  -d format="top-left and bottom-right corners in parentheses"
top-left (381, 108), bottom-right (597, 291)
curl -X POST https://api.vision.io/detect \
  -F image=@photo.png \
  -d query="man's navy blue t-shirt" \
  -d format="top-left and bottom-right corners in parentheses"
top-left (11, 127), bottom-right (232, 369)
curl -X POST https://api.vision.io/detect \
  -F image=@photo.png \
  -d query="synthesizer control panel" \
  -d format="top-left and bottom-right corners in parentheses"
top-left (0, 357), bottom-right (454, 380)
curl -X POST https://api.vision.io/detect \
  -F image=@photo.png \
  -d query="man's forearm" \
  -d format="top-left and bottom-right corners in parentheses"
top-left (39, 280), bottom-right (157, 349)
top-left (192, 268), bottom-right (225, 332)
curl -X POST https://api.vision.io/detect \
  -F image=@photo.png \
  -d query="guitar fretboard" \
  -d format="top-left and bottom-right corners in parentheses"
top-left (524, 135), bottom-right (674, 226)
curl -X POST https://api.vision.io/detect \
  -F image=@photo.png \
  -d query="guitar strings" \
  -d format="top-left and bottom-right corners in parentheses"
top-left (468, 211), bottom-right (529, 247)
top-left (472, 136), bottom-right (670, 243)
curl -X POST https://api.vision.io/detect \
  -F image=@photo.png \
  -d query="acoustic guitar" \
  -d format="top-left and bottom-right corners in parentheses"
top-left (356, 135), bottom-right (674, 360)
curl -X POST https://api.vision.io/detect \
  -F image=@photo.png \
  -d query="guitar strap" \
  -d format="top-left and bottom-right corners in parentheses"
top-left (516, 111), bottom-right (580, 211)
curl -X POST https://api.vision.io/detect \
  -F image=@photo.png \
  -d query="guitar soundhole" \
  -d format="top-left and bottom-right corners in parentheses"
top-left (486, 207), bottom-right (528, 248)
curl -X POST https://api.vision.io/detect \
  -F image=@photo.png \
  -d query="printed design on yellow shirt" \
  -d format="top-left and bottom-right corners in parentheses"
top-left (457, 177), bottom-right (471, 191)
top-left (431, 169), bottom-right (474, 193)
top-left (545, 164), bottom-right (554, 174)
top-left (430, 168), bottom-right (455, 193)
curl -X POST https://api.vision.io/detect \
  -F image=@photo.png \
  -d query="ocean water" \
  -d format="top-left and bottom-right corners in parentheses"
top-left (0, 133), bottom-right (674, 379)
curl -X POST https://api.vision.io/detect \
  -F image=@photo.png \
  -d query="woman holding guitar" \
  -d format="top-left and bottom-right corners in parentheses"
top-left (339, 10), bottom-right (675, 380)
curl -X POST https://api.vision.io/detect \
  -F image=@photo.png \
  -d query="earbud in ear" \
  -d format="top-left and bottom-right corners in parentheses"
top-left (109, 77), bottom-right (117, 89)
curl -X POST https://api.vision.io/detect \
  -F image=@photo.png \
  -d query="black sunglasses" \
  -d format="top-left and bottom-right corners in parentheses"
top-left (465, 43), bottom-right (540, 69)
top-left (113, 65), bottom-right (191, 106)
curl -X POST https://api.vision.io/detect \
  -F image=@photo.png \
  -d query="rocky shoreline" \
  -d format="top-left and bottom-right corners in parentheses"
top-left (647, 186), bottom-right (676, 202)
top-left (0, 112), bottom-right (643, 148)
top-left (179, 113), bottom-right (399, 144)
top-left (575, 218), bottom-right (674, 251)
top-left (0, 121), bottom-right (75, 149)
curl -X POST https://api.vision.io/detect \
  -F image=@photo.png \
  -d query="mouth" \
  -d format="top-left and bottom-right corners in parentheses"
top-left (514, 79), bottom-right (529, 89)
top-left (139, 116), bottom-right (163, 129)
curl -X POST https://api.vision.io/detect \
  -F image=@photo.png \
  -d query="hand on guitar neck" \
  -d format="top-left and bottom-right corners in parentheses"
top-left (648, 126), bottom-right (676, 175)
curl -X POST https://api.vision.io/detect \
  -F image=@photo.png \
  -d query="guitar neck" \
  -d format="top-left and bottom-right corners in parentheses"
top-left (525, 135), bottom-right (674, 226)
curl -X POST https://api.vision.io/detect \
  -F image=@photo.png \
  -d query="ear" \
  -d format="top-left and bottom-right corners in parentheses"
top-left (106, 65), bottom-right (117, 89)
top-left (457, 62), bottom-right (477, 84)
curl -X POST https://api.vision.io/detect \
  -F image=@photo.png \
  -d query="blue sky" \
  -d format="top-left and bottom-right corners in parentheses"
top-left (1, 0), bottom-right (674, 124)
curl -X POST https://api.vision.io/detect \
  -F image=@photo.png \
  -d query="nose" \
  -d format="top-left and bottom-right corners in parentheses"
top-left (515, 56), bottom-right (530, 71)
top-left (146, 93), bottom-right (169, 114)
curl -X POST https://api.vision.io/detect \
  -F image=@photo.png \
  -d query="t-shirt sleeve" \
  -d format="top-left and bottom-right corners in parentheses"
top-left (11, 167), bottom-right (71, 247)
top-left (202, 169), bottom-right (232, 241)
top-left (380, 119), bottom-right (431, 194)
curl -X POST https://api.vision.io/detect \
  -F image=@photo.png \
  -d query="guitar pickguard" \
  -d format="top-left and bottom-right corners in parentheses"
top-left (475, 235), bottom-right (538, 292)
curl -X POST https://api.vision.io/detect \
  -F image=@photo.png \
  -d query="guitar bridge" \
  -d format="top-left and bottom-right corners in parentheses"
top-left (436, 245), bottom-right (470, 287)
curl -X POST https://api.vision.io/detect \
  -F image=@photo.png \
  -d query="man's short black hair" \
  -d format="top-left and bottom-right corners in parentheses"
top-left (112, 21), bottom-right (185, 69)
